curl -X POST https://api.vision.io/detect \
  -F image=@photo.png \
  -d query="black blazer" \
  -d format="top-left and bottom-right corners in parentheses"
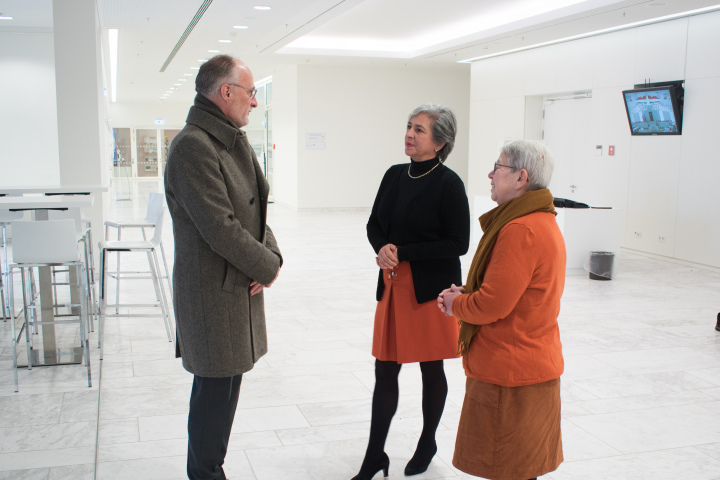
top-left (367, 163), bottom-right (470, 304)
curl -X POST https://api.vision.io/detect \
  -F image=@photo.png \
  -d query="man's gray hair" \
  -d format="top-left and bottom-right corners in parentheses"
top-left (408, 104), bottom-right (457, 162)
top-left (195, 55), bottom-right (239, 97)
top-left (501, 140), bottom-right (554, 190)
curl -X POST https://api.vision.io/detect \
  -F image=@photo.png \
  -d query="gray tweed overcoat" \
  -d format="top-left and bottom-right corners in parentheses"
top-left (164, 94), bottom-right (282, 378)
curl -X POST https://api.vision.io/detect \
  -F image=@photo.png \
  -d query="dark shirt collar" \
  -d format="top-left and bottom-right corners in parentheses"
top-left (185, 93), bottom-right (245, 150)
top-left (409, 157), bottom-right (440, 176)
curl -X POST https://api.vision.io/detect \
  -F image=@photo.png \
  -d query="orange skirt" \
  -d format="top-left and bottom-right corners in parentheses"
top-left (453, 377), bottom-right (563, 480)
top-left (372, 261), bottom-right (460, 364)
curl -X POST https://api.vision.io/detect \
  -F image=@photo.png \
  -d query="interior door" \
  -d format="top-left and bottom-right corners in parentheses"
top-left (543, 98), bottom-right (592, 201)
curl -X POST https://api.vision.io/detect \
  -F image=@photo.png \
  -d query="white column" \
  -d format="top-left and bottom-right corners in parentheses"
top-left (53, 0), bottom-right (107, 262)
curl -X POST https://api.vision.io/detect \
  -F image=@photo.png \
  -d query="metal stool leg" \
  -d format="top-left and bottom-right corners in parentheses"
top-left (85, 226), bottom-right (97, 332)
top-left (8, 266), bottom-right (19, 392)
top-left (115, 227), bottom-right (122, 315)
top-left (19, 267), bottom-right (33, 370)
top-left (98, 248), bottom-right (107, 359)
top-left (76, 264), bottom-right (91, 387)
top-left (149, 249), bottom-right (173, 342)
top-left (159, 241), bottom-right (172, 300)
top-left (1, 224), bottom-right (10, 321)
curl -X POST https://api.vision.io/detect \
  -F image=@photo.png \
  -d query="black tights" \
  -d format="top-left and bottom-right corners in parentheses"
top-left (360, 359), bottom-right (448, 470)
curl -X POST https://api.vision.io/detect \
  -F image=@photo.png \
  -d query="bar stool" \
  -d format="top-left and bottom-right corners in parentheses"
top-left (8, 219), bottom-right (91, 392)
top-left (98, 205), bottom-right (173, 359)
top-left (1, 209), bottom-right (24, 321)
top-left (49, 208), bottom-right (97, 332)
top-left (104, 192), bottom-right (172, 315)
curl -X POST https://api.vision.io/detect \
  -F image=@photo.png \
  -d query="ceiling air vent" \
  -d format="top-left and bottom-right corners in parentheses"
top-left (160, 0), bottom-right (213, 72)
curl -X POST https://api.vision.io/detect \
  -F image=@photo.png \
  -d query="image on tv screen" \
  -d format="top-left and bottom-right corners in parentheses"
top-left (624, 89), bottom-right (679, 134)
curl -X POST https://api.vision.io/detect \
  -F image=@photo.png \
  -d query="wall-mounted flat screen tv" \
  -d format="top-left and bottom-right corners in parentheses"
top-left (622, 82), bottom-right (684, 135)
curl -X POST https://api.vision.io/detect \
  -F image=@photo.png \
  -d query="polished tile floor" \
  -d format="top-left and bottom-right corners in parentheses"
top-left (1, 178), bottom-right (720, 479)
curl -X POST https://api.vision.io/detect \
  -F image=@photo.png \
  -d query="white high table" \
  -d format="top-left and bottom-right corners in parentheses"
top-left (0, 184), bottom-right (107, 196)
top-left (0, 194), bottom-right (96, 367)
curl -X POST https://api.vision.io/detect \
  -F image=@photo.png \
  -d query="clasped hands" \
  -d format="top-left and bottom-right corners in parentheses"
top-left (249, 267), bottom-right (281, 296)
top-left (376, 243), bottom-right (399, 270)
top-left (437, 284), bottom-right (465, 317)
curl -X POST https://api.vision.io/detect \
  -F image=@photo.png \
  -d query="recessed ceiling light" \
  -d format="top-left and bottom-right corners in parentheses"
top-left (219, 40), bottom-right (232, 43)
top-left (208, 49), bottom-right (220, 53)
top-left (233, 25), bottom-right (248, 29)
top-left (184, 73), bottom-right (193, 76)
top-left (190, 67), bottom-right (200, 70)
top-left (198, 59), bottom-right (207, 62)
top-left (254, 6), bottom-right (271, 10)
top-left (174, 84), bottom-right (181, 86)
top-left (178, 79), bottom-right (187, 81)
top-left (0, 15), bottom-right (13, 20)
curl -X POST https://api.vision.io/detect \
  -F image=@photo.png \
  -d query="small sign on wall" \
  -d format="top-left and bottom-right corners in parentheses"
top-left (306, 133), bottom-right (325, 150)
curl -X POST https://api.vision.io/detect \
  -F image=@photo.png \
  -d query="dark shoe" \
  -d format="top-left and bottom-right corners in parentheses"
top-left (716, 312), bottom-right (720, 332)
top-left (351, 452), bottom-right (389, 480)
top-left (404, 442), bottom-right (437, 476)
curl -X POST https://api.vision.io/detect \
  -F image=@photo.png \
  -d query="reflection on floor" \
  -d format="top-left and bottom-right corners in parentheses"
top-left (1, 179), bottom-right (720, 479)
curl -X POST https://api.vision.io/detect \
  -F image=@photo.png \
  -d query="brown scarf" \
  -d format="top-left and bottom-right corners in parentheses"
top-left (457, 188), bottom-right (557, 356)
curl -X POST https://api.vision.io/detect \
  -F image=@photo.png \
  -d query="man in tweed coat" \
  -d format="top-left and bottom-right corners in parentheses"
top-left (164, 55), bottom-right (282, 480)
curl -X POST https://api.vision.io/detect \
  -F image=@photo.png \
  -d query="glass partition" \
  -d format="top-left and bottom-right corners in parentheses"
top-left (136, 129), bottom-right (158, 177)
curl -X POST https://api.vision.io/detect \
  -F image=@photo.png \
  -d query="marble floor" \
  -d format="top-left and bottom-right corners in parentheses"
top-left (1, 178), bottom-right (720, 480)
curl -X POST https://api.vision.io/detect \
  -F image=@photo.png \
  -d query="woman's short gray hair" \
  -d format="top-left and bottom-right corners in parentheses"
top-left (408, 104), bottom-right (457, 162)
top-left (501, 140), bottom-right (554, 190)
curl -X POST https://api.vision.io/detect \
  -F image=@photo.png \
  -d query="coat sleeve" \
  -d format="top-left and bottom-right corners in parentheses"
top-left (264, 225), bottom-right (283, 267)
top-left (452, 223), bottom-right (536, 325)
top-left (166, 134), bottom-right (280, 286)
top-left (396, 176), bottom-right (470, 262)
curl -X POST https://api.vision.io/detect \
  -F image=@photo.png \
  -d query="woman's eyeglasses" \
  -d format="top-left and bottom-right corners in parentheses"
top-left (493, 162), bottom-right (516, 173)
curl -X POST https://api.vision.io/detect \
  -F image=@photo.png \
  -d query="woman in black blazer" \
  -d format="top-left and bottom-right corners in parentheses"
top-left (352, 104), bottom-right (470, 479)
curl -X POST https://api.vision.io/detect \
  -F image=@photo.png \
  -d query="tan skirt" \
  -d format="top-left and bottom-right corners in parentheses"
top-left (453, 377), bottom-right (563, 480)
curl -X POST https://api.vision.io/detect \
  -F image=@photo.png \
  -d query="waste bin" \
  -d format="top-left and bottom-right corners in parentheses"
top-left (587, 251), bottom-right (614, 280)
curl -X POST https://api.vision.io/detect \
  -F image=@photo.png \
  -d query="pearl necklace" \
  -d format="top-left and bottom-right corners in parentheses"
top-left (407, 161), bottom-right (440, 179)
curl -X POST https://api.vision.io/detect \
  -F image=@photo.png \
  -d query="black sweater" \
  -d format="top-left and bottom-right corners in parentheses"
top-left (367, 162), bottom-right (471, 304)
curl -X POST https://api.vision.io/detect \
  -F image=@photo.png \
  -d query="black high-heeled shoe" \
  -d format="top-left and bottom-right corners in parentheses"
top-left (351, 452), bottom-right (390, 480)
top-left (404, 441), bottom-right (437, 476)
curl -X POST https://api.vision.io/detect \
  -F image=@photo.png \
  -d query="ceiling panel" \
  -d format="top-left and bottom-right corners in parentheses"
top-left (1, 0), bottom-right (719, 103)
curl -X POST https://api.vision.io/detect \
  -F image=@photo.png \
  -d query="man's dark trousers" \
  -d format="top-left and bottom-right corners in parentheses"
top-left (187, 374), bottom-right (243, 479)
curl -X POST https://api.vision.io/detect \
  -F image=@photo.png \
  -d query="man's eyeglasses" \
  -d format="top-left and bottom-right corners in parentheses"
top-left (227, 83), bottom-right (257, 100)
top-left (493, 162), bottom-right (516, 173)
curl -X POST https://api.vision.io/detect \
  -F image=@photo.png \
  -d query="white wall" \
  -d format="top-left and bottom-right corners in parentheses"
top-left (0, 32), bottom-right (60, 185)
top-left (294, 64), bottom-right (470, 209)
top-left (272, 63), bottom-right (299, 208)
top-left (468, 11), bottom-right (720, 268)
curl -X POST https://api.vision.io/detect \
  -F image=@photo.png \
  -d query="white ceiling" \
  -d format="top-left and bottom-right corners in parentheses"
top-left (1, 0), bottom-right (719, 104)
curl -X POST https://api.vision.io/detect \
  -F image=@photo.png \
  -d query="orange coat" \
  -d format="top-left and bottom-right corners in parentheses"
top-left (452, 212), bottom-right (566, 387)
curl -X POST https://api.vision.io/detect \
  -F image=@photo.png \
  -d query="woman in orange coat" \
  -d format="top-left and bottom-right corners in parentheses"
top-left (352, 104), bottom-right (470, 480)
top-left (439, 140), bottom-right (566, 480)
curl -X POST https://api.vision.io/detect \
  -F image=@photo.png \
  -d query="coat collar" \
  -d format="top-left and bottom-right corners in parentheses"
top-left (186, 93), bottom-right (245, 150)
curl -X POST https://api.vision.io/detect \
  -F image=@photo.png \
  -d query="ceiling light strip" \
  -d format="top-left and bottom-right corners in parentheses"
top-left (160, 0), bottom-right (213, 72)
top-left (459, 4), bottom-right (720, 63)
